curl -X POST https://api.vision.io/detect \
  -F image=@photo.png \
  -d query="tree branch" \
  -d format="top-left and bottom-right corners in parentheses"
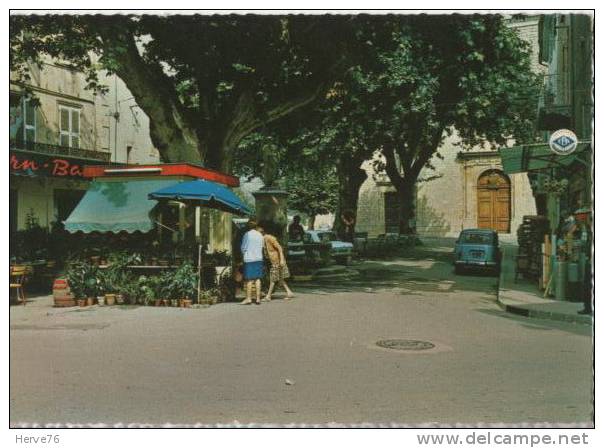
top-left (383, 143), bottom-right (405, 191)
top-left (92, 18), bottom-right (201, 162)
top-left (410, 124), bottom-right (445, 178)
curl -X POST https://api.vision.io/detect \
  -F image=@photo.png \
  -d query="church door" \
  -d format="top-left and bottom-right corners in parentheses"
top-left (477, 170), bottom-right (511, 233)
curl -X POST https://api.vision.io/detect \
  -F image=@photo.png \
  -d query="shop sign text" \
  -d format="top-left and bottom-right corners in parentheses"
top-left (9, 151), bottom-right (85, 178)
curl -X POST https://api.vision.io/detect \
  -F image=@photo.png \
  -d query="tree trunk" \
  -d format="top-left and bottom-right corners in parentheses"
top-left (308, 214), bottom-right (317, 230)
top-left (334, 154), bottom-right (367, 239)
top-left (396, 180), bottom-right (417, 234)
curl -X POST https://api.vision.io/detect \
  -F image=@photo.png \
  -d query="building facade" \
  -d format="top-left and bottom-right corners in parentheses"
top-left (532, 13), bottom-right (593, 224)
top-left (9, 59), bottom-right (160, 236)
top-left (356, 15), bottom-right (543, 242)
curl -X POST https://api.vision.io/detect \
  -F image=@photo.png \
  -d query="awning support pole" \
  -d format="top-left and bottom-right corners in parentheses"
top-left (197, 243), bottom-right (202, 304)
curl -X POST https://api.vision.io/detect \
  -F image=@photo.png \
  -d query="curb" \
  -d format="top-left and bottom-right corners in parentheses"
top-left (496, 248), bottom-right (592, 326)
top-left (496, 299), bottom-right (592, 325)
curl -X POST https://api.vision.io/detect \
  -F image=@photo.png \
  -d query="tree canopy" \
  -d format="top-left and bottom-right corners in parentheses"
top-left (11, 14), bottom-right (541, 235)
top-left (10, 14), bottom-right (362, 170)
top-left (319, 15), bottom-right (541, 232)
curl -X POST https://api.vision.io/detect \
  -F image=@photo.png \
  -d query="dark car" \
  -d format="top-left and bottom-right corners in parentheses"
top-left (453, 229), bottom-right (501, 275)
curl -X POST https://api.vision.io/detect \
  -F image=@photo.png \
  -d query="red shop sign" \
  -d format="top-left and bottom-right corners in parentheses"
top-left (9, 150), bottom-right (85, 178)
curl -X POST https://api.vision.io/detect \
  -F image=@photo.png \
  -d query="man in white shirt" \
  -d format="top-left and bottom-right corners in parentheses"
top-left (240, 218), bottom-right (265, 305)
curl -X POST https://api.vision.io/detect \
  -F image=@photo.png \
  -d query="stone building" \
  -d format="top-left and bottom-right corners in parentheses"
top-left (9, 59), bottom-right (160, 235)
top-left (356, 15), bottom-right (543, 243)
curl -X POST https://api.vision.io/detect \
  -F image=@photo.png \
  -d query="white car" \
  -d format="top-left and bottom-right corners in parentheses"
top-left (305, 230), bottom-right (353, 265)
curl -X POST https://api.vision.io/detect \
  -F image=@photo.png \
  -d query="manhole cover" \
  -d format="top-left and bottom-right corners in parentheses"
top-left (375, 339), bottom-right (435, 351)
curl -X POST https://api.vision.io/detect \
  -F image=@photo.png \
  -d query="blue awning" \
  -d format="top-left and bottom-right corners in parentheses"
top-left (64, 179), bottom-right (180, 233)
top-left (148, 179), bottom-right (251, 216)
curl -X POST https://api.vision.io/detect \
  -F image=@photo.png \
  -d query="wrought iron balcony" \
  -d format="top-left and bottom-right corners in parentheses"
top-left (536, 74), bottom-right (572, 130)
top-left (10, 139), bottom-right (111, 162)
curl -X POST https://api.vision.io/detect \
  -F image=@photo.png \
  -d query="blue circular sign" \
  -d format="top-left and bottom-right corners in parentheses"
top-left (549, 129), bottom-right (578, 155)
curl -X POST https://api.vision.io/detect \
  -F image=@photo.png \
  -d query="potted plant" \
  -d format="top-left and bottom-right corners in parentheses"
top-left (138, 275), bottom-right (162, 306)
top-left (198, 288), bottom-right (219, 306)
top-left (105, 252), bottom-right (140, 305)
top-left (65, 258), bottom-right (97, 307)
top-left (65, 262), bottom-right (87, 307)
top-left (102, 260), bottom-right (119, 306)
top-left (170, 262), bottom-right (199, 306)
top-left (153, 272), bottom-right (171, 307)
top-left (119, 278), bottom-right (140, 305)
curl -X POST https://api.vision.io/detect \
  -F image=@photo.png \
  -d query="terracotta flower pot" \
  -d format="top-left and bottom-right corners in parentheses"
top-left (154, 299), bottom-right (162, 307)
top-left (171, 299), bottom-right (179, 307)
top-left (182, 299), bottom-right (192, 308)
top-left (77, 299), bottom-right (87, 307)
top-left (86, 297), bottom-right (95, 306)
top-left (54, 296), bottom-right (76, 308)
top-left (162, 299), bottom-right (170, 307)
top-left (116, 294), bottom-right (124, 305)
top-left (105, 294), bottom-right (116, 306)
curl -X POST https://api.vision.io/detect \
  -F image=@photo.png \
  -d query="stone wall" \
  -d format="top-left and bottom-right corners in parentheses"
top-left (415, 134), bottom-right (536, 242)
top-left (356, 159), bottom-right (397, 237)
top-left (356, 16), bottom-right (542, 243)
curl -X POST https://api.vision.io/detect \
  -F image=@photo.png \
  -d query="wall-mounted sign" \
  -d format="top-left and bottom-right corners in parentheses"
top-left (9, 150), bottom-right (86, 178)
top-left (549, 129), bottom-right (578, 155)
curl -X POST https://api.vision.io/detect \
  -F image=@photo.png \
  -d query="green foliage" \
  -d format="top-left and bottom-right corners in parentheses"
top-left (102, 252), bottom-right (140, 294)
top-left (137, 275), bottom-right (159, 305)
top-left (10, 14), bottom-right (362, 168)
top-left (168, 263), bottom-right (199, 300)
top-left (65, 258), bottom-right (101, 299)
top-left (232, 15), bottom-right (540, 235)
top-left (325, 15), bottom-right (540, 232)
top-left (284, 168), bottom-right (339, 218)
top-left (348, 15), bottom-right (540, 160)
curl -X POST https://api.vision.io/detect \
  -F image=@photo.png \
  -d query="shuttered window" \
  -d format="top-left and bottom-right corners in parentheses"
top-left (59, 106), bottom-right (80, 148)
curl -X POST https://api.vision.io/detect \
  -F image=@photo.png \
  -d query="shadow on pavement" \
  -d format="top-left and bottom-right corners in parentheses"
top-left (475, 307), bottom-right (593, 336)
top-left (293, 241), bottom-right (499, 298)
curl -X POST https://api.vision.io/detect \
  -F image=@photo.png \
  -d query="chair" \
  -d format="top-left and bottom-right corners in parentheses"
top-left (10, 265), bottom-right (28, 305)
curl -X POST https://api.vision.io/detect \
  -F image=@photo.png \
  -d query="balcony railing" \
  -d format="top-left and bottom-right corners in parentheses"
top-left (10, 139), bottom-right (111, 162)
top-left (537, 73), bottom-right (572, 131)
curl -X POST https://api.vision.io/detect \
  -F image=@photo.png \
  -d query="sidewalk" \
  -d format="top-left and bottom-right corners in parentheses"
top-left (497, 245), bottom-right (592, 325)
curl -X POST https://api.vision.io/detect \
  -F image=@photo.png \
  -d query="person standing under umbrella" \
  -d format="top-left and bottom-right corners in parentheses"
top-left (240, 218), bottom-right (264, 305)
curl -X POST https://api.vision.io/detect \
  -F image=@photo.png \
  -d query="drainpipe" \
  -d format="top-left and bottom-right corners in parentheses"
top-left (114, 76), bottom-right (118, 163)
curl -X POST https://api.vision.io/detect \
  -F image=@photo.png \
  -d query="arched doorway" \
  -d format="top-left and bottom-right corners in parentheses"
top-left (477, 170), bottom-right (511, 233)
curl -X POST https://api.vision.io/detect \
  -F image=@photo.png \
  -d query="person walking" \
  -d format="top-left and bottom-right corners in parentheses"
top-left (240, 218), bottom-right (265, 305)
top-left (261, 221), bottom-right (294, 301)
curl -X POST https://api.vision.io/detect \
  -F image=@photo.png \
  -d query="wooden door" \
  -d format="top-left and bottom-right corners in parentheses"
top-left (477, 170), bottom-right (510, 233)
top-left (384, 192), bottom-right (401, 234)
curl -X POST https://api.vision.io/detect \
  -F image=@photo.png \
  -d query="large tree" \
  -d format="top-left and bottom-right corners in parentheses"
top-left (333, 15), bottom-right (541, 233)
top-left (232, 95), bottom-right (375, 238)
top-left (10, 14), bottom-right (360, 171)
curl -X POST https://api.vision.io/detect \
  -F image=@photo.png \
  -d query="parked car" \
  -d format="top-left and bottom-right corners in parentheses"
top-left (453, 229), bottom-right (501, 275)
top-left (305, 230), bottom-right (354, 265)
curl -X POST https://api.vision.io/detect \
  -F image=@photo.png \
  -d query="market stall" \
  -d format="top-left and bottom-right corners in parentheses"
top-left (499, 140), bottom-right (592, 301)
top-left (56, 163), bottom-right (250, 308)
